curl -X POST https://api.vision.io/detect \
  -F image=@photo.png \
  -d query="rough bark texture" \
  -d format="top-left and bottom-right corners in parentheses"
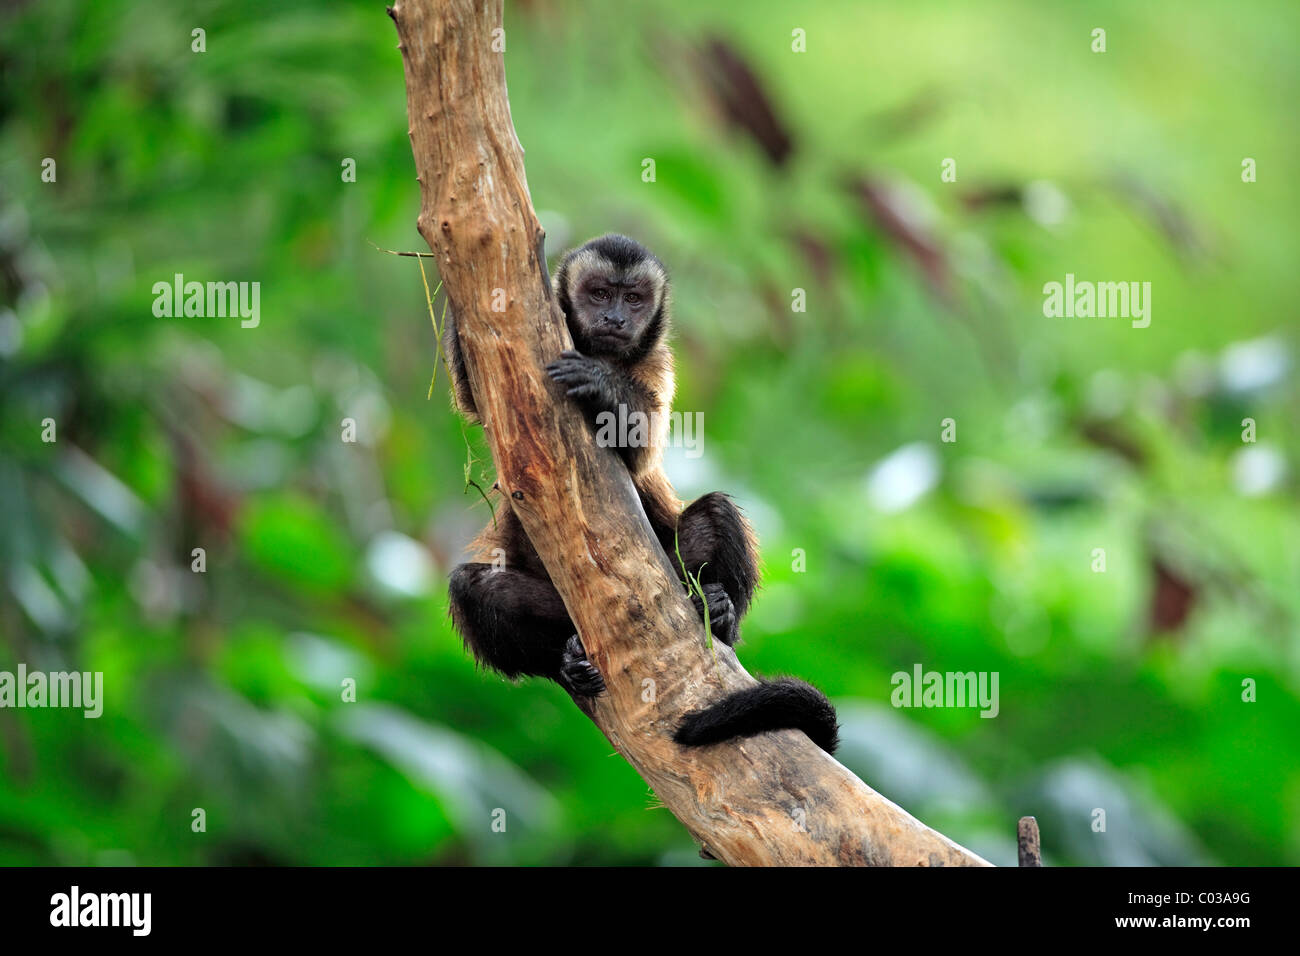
top-left (389, 0), bottom-right (992, 867)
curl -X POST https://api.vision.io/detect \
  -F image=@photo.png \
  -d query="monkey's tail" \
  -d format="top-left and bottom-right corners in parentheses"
top-left (672, 677), bottom-right (839, 755)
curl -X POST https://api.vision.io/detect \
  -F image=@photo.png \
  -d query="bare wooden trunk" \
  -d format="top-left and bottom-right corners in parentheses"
top-left (389, 0), bottom-right (991, 867)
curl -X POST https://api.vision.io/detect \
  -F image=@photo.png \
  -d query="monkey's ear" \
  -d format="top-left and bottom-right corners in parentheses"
top-left (552, 264), bottom-right (570, 310)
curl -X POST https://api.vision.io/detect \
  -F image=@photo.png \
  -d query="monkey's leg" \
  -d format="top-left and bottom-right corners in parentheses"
top-left (673, 492), bottom-right (760, 646)
top-left (447, 563), bottom-right (604, 697)
top-left (670, 497), bottom-right (840, 756)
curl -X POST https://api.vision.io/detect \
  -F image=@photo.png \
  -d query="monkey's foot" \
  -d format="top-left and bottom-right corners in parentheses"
top-left (691, 583), bottom-right (738, 646)
top-left (559, 634), bottom-right (606, 697)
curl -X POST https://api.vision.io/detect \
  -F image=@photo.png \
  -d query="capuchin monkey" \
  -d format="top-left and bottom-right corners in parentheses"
top-left (443, 234), bottom-right (839, 755)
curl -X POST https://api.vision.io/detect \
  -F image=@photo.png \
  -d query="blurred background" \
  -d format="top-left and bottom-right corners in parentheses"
top-left (1, 0), bottom-right (1298, 866)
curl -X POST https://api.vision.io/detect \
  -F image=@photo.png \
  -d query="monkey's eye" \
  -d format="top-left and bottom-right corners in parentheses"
top-left (624, 292), bottom-right (641, 305)
top-left (590, 287), bottom-right (610, 302)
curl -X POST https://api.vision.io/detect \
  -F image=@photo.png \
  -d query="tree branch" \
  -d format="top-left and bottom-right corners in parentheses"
top-left (1018, 816), bottom-right (1043, 867)
top-left (389, 0), bottom-right (991, 867)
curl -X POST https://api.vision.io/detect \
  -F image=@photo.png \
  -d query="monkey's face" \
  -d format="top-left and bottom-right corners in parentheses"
top-left (557, 235), bottom-right (669, 363)
top-left (569, 270), bottom-right (657, 354)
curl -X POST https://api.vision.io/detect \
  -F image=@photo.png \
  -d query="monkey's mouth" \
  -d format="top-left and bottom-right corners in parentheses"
top-left (590, 329), bottom-right (633, 348)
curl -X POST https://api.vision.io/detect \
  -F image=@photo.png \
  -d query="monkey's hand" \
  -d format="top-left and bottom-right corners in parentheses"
top-left (558, 634), bottom-right (606, 698)
top-left (691, 583), bottom-right (739, 647)
top-left (545, 351), bottom-right (620, 414)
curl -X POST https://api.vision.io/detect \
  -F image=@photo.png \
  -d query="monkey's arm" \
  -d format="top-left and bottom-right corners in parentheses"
top-left (545, 351), bottom-right (659, 474)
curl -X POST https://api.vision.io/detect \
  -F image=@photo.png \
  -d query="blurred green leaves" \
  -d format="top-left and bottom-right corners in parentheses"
top-left (238, 493), bottom-right (352, 596)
